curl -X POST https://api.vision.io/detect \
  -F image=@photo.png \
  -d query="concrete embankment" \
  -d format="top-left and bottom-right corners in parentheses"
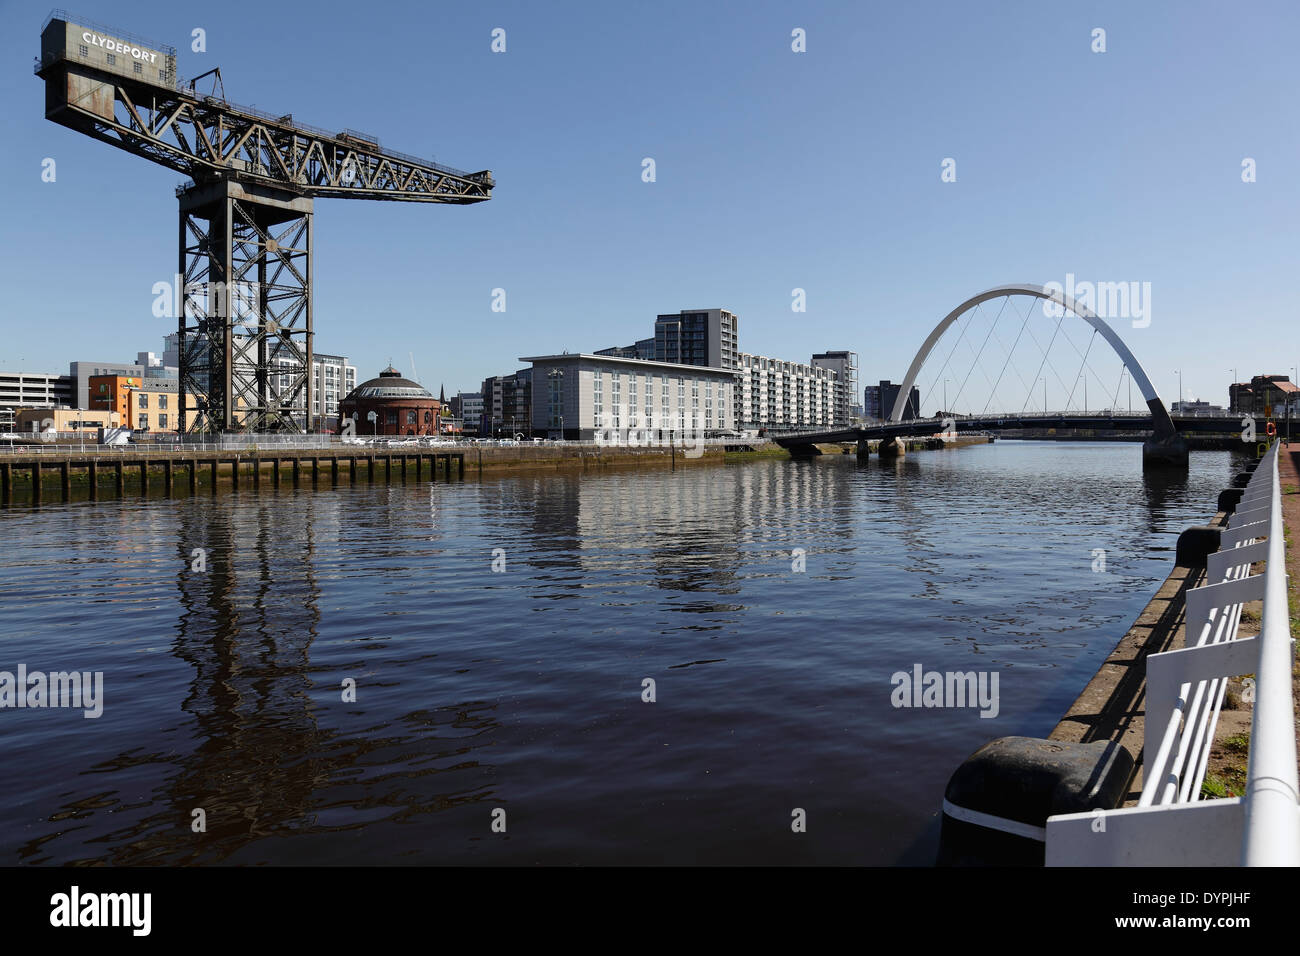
top-left (0, 434), bottom-right (1005, 505)
top-left (0, 441), bottom-right (796, 504)
top-left (937, 454), bottom-right (1273, 865)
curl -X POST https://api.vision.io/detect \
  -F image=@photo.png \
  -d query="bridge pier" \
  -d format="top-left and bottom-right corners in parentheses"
top-left (1142, 434), bottom-right (1189, 469)
top-left (856, 439), bottom-right (871, 460)
top-left (877, 437), bottom-right (905, 459)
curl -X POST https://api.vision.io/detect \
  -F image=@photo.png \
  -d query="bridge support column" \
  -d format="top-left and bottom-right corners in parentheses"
top-left (877, 437), bottom-right (905, 459)
top-left (785, 443), bottom-right (821, 460)
top-left (1142, 434), bottom-right (1189, 469)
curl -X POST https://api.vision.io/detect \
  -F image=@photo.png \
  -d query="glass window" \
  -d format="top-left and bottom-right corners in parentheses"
top-left (133, 62), bottom-right (142, 74)
top-left (159, 394), bottom-right (168, 409)
top-left (407, 410), bottom-right (417, 425)
top-left (139, 393), bottom-right (149, 408)
top-left (79, 44), bottom-right (88, 56)
top-left (106, 53), bottom-right (115, 65)
top-left (386, 410), bottom-right (398, 426)
top-left (159, 414), bottom-right (168, 428)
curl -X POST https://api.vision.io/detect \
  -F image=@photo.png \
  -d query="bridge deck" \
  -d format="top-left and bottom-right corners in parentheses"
top-left (773, 413), bottom-right (1248, 446)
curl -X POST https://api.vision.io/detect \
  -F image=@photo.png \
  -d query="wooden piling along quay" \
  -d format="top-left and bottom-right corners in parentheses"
top-left (0, 448), bottom-right (466, 506)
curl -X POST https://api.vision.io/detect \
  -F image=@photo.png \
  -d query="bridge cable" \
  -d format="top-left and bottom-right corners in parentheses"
top-left (948, 295), bottom-right (1011, 416)
top-left (981, 294), bottom-right (1041, 415)
top-left (1062, 328), bottom-right (1098, 411)
top-left (923, 302), bottom-right (983, 410)
top-left (1020, 304), bottom-right (1069, 413)
top-left (1021, 317), bottom-right (1082, 413)
top-left (1109, 368), bottom-right (1125, 413)
top-left (991, 296), bottom-right (1050, 403)
top-left (1058, 318), bottom-right (1123, 400)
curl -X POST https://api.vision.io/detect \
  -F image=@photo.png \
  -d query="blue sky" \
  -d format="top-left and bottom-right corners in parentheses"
top-left (1, 0), bottom-right (1296, 408)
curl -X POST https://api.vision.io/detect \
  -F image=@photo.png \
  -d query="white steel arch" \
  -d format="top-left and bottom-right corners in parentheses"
top-left (890, 283), bottom-right (1176, 438)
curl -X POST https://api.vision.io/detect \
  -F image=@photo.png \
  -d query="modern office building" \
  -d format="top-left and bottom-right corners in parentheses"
top-left (270, 350), bottom-right (356, 430)
top-left (520, 353), bottom-right (737, 440)
top-left (559, 307), bottom-right (851, 432)
top-left (734, 352), bottom-right (840, 431)
top-left (647, 310), bottom-right (848, 429)
top-left (595, 337), bottom-right (656, 361)
top-left (89, 374), bottom-right (194, 433)
top-left (307, 352), bottom-right (357, 430)
top-left (450, 391), bottom-right (485, 436)
top-left (129, 380), bottom-right (188, 433)
top-left (0, 371), bottom-right (75, 431)
top-left (866, 380), bottom-right (922, 421)
top-left (480, 369), bottom-right (534, 437)
top-left (864, 384), bottom-right (881, 420)
top-left (88, 374), bottom-right (143, 423)
top-left (811, 351), bottom-right (858, 425)
top-left (69, 360), bottom-right (150, 411)
top-left (654, 309), bottom-right (740, 370)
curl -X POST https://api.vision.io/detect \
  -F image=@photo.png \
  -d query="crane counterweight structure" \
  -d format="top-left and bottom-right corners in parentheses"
top-left (36, 10), bottom-right (493, 433)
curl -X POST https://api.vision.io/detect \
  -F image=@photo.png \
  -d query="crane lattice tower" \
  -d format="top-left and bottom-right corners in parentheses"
top-left (36, 11), bottom-right (493, 432)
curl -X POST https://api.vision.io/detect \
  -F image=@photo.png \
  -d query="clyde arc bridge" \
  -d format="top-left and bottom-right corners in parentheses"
top-left (777, 283), bottom-right (1206, 467)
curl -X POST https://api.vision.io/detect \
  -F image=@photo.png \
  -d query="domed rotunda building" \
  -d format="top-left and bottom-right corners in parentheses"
top-left (338, 367), bottom-right (442, 436)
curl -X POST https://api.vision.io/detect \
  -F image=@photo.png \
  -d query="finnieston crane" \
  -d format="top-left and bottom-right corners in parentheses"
top-left (35, 12), bottom-right (493, 433)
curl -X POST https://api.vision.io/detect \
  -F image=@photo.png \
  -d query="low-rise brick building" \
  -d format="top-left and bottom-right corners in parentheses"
top-left (338, 367), bottom-right (442, 436)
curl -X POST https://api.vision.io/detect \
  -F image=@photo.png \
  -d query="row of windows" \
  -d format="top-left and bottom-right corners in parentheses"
top-left (597, 413), bottom-right (714, 429)
top-left (79, 45), bottom-right (168, 81)
top-left (592, 369), bottom-right (730, 387)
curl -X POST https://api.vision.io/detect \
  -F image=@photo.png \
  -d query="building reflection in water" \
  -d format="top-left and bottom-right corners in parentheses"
top-left (18, 489), bottom-right (502, 865)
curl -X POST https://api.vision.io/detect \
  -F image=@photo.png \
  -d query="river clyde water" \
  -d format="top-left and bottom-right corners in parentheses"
top-left (0, 441), bottom-right (1240, 865)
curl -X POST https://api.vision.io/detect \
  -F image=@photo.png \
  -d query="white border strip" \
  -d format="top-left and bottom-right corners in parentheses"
top-left (942, 798), bottom-right (1047, 842)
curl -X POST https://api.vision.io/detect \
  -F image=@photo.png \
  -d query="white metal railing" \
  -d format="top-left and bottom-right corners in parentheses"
top-left (1046, 441), bottom-right (1298, 865)
top-left (1242, 445), bottom-right (1300, 864)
